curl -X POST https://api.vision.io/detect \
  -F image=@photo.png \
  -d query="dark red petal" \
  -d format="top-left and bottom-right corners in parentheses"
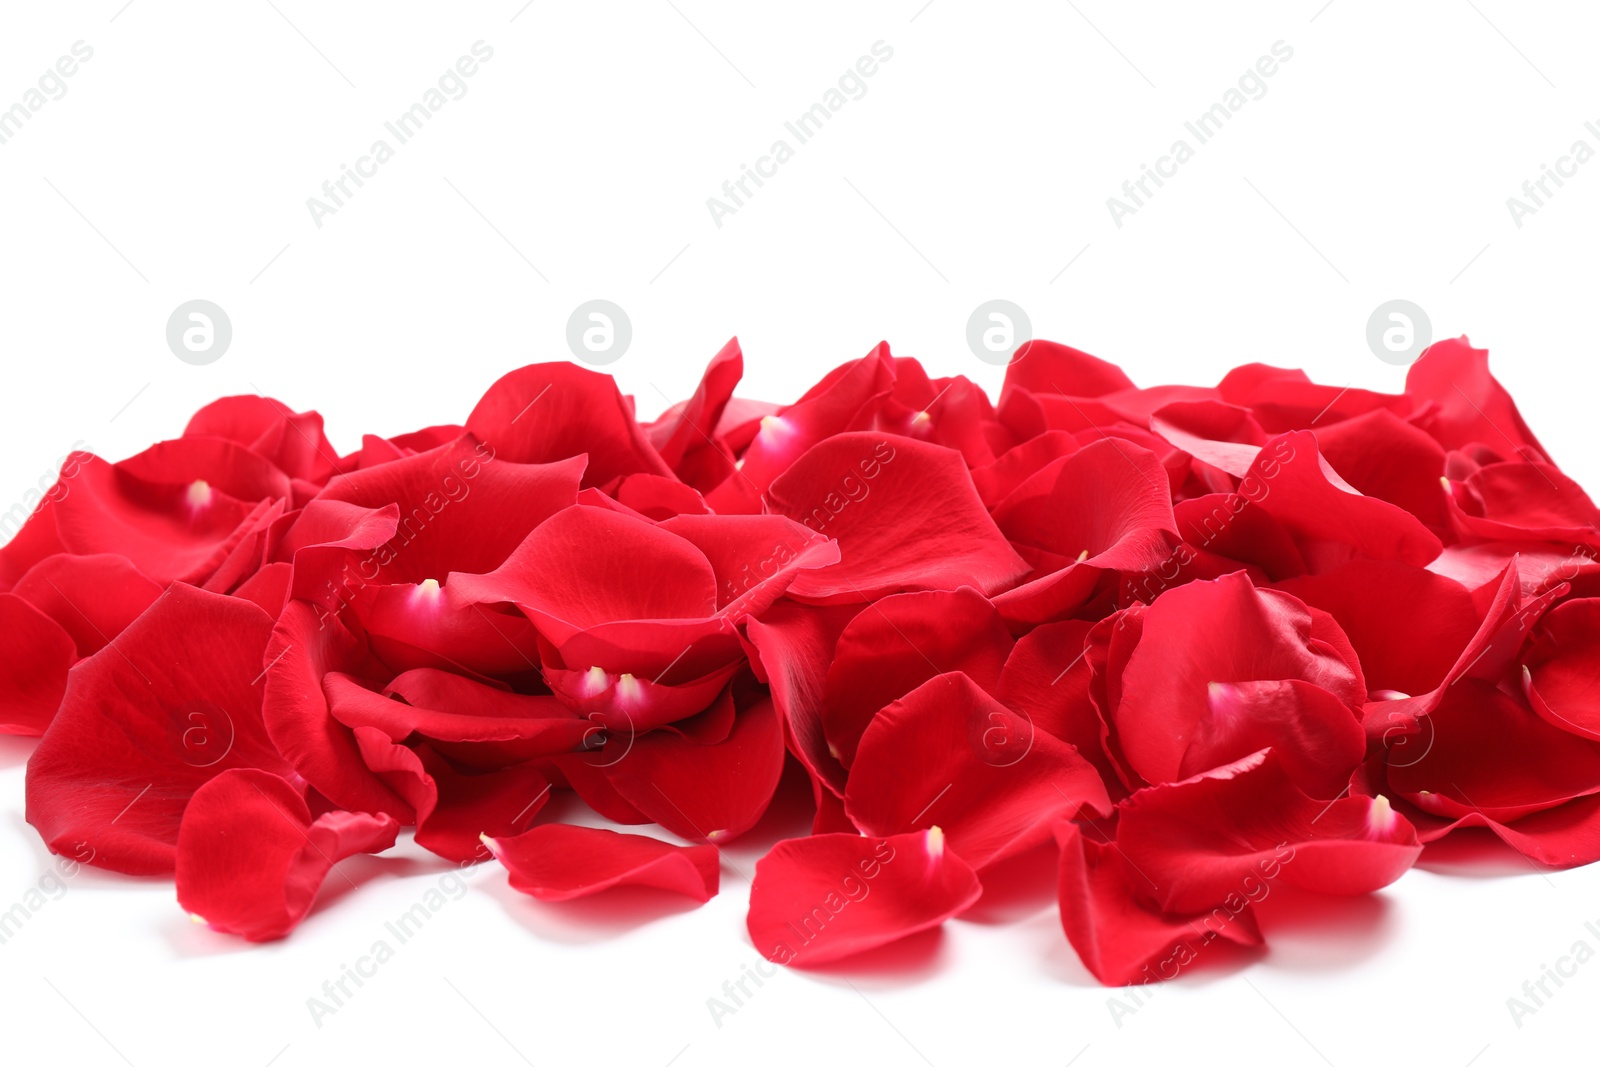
top-left (350, 728), bottom-right (551, 860)
top-left (1055, 821), bottom-right (1262, 986)
top-left (465, 362), bottom-right (672, 486)
top-left (1447, 461), bottom-right (1600, 545)
top-left (176, 769), bottom-right (398, 941)
top-left (1408, 792), bottom-right (1600, 868)
top-left (845, 672), bottom-right (1112, 869)
top-left (995, 619), bottom-right (1123, 788)
top-left (969, 431), bottom-right (1080, 509)
top-left (1173, 493), bottom-right (1306, 581)
top-left (327, 670), bottom-right (585, 751)
top-left (278, 497), bottom-right (400, 606)
top-left (486, 824), bottom-right (719, 902)
top-left (1118, 750), bottom-right (1422, 914)
top-left (1371, 560), bottom-right (1565, 739)
top-left (768, 433), bottom-right (1028, 603)
top-left (412, 753), bottom-right (552, 862)
top-left (27, 584), bottom-right (293, 874)
top-left (1312, 408), bottom-right (1450, 532)
top-left (612, 474), bottom-right (712, 519)
top-left (747, 829), bottom-right (981, 966)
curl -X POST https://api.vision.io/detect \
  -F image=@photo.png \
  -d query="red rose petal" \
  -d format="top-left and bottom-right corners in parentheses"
top-left (768, 433), bottom-right (1028, 603)
top-left (486, 824), bottom-right (719, 902)
top-left (27, 584), bottom-right (293, 873)
top-left (603, 693), bottom-right (786, 843)
top-left (1118, 750), bottom-right (1422, 913)
top-left (10, 553), bottom-right (162, 656)
top-left (822, 587), bottom-right (1013, 767)
top-left (741, 599), bottom-right (861, 797)
top-left (747, 828), bottom-right (982, 966)
top-left (845, 672), bottom-right (1112, 869)
top-left (0, 593), bottom-right (78, 735)
top-left (1055, 820), bottom-right (1263, 986)
top-left (176, 768), bottom-right (398, 941)
top-left (1111, 571), bottom-right (1365, 787)
top-left (1406, 337), bottom-right (1546, 462)
top-left (466, 362), bottom-right (673, 486)
top-left (1525, 599), bottom-right (1600, 740)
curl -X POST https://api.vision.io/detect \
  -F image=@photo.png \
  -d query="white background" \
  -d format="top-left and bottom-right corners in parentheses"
top-left (2, 2), bottom-right (1599, 1064)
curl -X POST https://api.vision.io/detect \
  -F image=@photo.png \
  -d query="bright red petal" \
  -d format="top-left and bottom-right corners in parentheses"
top-left (27, 584), bottom-right (293, 873)
top-left (176, 768), bottom-right (398, 941)
top-left (768, 434), bottom-right (1028, 603)
top-left (845, 672), bottom-right (1112, 868)
top-left (486, 824), bottom-right (719, 902)
top-left (747, 828), bottom-right (981, 965)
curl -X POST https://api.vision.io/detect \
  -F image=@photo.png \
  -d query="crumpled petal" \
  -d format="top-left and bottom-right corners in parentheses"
top-left (176, 769), bottom-right (398, 941)
top-left (1055, 820), bottom-right (1263, 986)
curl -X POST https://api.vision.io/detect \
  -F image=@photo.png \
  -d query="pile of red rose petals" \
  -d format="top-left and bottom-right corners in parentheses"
top-left (6, 336), bottom-right (1600, 985)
